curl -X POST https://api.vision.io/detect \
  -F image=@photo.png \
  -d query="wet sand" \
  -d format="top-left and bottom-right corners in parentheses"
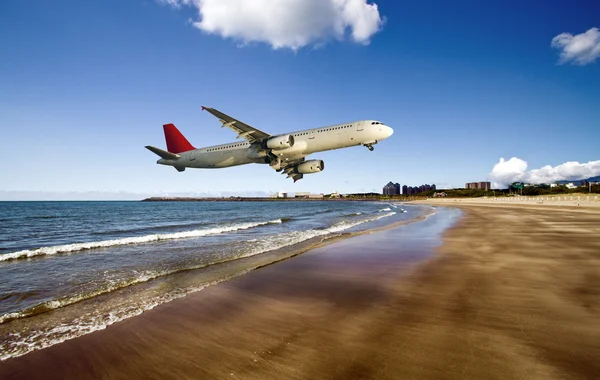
top-left (1, 204), bottom-right (600, 379)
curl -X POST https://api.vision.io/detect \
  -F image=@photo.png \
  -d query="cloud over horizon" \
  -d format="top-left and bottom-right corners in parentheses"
top-left (160, 0), bottom-right (384, 50)
top-left (489, 157), bottom-right (600, 188)
top-left (551, 27), bottom-right (600, 65)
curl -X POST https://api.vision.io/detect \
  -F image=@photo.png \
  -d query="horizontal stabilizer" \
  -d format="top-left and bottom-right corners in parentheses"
top-left (145, 146), bottom-right (180, 160)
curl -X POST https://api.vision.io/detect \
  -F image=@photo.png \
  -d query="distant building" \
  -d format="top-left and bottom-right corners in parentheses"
top-left (295, 192), bottom-right (323, 199)
top-left (465, 182), bottom-right (491, 190)
top-left (402, 184), bottom-right (436, 195)
top-left (277, 191), bottom-right (288, 198)
top-left (383, 182), bottom-right (401, 196)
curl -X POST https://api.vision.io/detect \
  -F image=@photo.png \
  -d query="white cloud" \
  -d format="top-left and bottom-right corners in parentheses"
top-left (489, 157), bottom-right (600, 188)
top-left (158, 0), bottom-right (187, 8)
top-left (161, 0), bottom-right (384, 50)
top-left (488, 157), bottom-right (528, 189)
top-left (551, 27), bottom-right (600, 65)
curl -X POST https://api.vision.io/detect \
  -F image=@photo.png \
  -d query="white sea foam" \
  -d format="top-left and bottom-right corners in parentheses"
top-left (0, 219), bottom-right (282, 262)
top-left (328, 212), bottom-right (396, 233)
top-left (0, 267), bottom-right (191, 324)
top-left (245, 211), bottom-right (398, 256)
top-left (0, 277), bottom-right (233, 361)
top-left (378, 207), bottom-right (392, 212)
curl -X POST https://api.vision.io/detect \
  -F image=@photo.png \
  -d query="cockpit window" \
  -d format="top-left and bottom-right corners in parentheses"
top-left (371, 121), bottom-right (383, 125)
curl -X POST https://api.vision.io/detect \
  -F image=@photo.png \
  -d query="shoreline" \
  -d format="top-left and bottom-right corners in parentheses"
top-left (2, 203), bottom-right (599, 379)
top-left (417, 194), bottom-right (600, 209)
top-left (0, 204), bottom-right (431, 360)
top-left (139, 194), bottom-right (599, 204)
top-left (140, 197), bottom-right (427, 202)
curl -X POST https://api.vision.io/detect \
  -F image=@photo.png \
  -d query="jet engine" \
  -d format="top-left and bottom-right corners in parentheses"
top-left (296, 160), bottom-right (324, 174)
top-left (266, 134), bottom-right (294, 149)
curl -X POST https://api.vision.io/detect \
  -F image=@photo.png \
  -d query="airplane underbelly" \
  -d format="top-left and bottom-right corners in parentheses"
top-left (201, 150), bottom-right (254, 168)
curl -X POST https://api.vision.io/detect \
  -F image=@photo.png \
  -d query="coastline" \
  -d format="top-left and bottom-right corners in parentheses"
top-left (140, 196), bottom-right (427, 202)
top-left (0, 204), bottom-right (432, 361)
top-left (2, 203), bottom-right (599, 379)
top-left (417, 194), bottom-right (600, 209)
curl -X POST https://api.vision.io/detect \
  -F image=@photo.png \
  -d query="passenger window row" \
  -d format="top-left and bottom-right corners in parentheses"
top-left (207, 143), bottom-right (248, 152)
top-left (316, 124), bottom-right (352, 133)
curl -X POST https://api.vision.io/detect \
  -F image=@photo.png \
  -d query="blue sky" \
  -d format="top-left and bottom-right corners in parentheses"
top-left (1, 0), bottom-right (599, 199)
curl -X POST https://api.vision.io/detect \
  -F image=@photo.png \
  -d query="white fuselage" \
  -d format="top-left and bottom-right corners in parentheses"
top-left (157, 120), bottom-right (393, 169)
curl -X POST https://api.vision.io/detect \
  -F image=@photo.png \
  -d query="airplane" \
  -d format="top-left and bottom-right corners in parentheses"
top-left (145, 107), bottom-right (394, 182)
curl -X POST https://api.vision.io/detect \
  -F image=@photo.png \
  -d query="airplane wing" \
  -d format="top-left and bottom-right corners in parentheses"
top-left (202, 106), bottom-right (307, 182)
top-left (202, 106), bottom-right (271, 143)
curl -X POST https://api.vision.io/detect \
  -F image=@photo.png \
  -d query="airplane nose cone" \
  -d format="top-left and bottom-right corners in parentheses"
top-left (383, 125), bottom-right (394, 138)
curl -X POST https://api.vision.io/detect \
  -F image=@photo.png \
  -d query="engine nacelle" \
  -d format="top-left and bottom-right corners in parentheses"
top-left (297, 160), bottom-right (324, 174)
top-left (266, 134), bottom-right (294, 149)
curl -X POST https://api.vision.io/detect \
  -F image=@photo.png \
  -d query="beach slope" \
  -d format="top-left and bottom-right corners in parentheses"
top-left (1, 204), bottom-right (599, 379)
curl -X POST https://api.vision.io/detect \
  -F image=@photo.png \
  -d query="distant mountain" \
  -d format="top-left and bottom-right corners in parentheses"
top-left (556, 175), bottom-right (600, 185)
top-left (589, 175), bottom-right (600, 182)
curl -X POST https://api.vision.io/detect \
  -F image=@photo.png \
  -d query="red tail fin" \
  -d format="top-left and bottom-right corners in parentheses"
top-left (163, 124), bottom-right (195, 153)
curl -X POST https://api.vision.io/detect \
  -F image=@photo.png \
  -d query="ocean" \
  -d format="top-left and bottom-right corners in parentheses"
top-left (0, 200), bottom-right (428, 360)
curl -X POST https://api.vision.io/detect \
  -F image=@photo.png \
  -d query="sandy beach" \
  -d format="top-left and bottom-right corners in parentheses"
top-left (1, 202), bottom-right (599, 379)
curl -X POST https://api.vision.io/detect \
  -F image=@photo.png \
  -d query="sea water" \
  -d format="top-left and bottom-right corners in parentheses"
top-left (0, 200), bottom-right (427, 360)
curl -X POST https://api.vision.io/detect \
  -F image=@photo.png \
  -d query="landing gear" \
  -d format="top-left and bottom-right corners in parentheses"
top-left (364, 144), bottom-right (374, 151)
top-left (268, 156), bottom-right (282, 171)
top-left (265, 153), bottom-right (283, 170)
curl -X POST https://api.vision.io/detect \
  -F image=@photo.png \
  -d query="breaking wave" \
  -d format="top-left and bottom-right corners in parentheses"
top-left (0, 219), bottom-right (283, 262)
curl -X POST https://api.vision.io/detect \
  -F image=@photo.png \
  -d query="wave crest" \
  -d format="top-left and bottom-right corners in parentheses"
top-left (0, 219), bottom-right (282, 262)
